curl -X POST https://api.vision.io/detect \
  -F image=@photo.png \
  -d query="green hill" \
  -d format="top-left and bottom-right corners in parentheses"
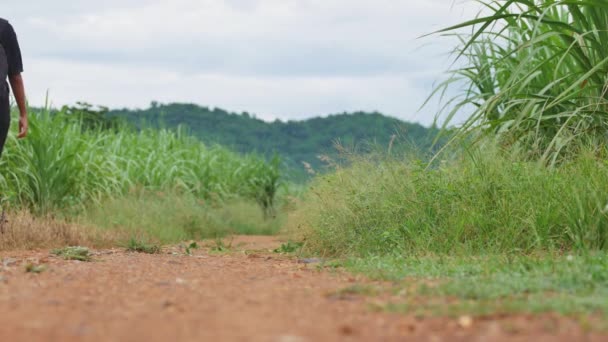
top-left (107, 103), bottom-right (439, 180)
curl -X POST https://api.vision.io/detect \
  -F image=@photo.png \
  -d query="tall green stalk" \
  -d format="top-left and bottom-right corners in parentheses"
top-left (0, 107), bottom-right (281, 215)
top-left (432, 0), bottom-right (608, 163)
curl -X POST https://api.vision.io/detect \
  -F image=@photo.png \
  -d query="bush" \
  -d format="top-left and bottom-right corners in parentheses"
top-left (288, 145), bottom-right (608, 256)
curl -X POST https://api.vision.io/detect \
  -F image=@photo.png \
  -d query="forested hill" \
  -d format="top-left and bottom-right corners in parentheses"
top-left (108, 103), bottom-right (438, 178)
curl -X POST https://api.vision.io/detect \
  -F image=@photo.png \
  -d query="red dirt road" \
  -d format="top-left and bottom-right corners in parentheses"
top-left (0, 236), bottom-right (605, 341)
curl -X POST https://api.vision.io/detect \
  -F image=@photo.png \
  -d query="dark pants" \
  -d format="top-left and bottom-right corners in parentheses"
top-left (0, 93), bottom-right (10, 157)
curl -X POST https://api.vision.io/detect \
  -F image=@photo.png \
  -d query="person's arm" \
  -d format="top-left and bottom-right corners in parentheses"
top-left (8, 73), bottom-right (27, 139)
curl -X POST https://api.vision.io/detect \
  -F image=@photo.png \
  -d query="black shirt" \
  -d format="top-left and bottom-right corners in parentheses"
top-left (0, 18), bottom-right (23, 77)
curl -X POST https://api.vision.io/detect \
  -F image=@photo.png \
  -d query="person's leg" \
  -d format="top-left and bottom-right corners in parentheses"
top-left (0, 95), bottom-right (10, 157)
top-left (0, 93), bottom-right (9, 232)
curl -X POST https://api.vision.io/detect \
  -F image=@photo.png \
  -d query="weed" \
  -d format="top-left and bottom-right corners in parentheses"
top-left (273, 241), bottom-right (303, 254)
top-left (185, 241), bottom-right (199, 256)
top-left (51, 246), bottom-right (92, 262)
top-left (24, 263), bottom-right (46, 274)
top-left (126, 238), bottom-right (161, 254)
top-left (211, 236), bottom-right (233, 252)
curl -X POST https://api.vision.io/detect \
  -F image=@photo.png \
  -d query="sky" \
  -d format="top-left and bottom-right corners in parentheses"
top-left (4, 0), bottom-right (480, 126)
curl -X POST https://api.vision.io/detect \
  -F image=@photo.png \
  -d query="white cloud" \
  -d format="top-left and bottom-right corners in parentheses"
top-left (4, 0), bottom-right (482, 125)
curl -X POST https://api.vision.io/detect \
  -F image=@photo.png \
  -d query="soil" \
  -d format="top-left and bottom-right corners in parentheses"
top-left (0, 236), bottom-right (605, 342)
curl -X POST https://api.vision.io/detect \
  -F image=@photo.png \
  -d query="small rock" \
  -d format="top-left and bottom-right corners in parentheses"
top-left (176, 278), bottom-right (186, 285)
top-left (2, 258), bottom-right (18, 267)
top-left (0, 275), bottom-right (7, 284)
top-left (458, 315), bottom-right (474, 329)
top-left (276, 335), bottom-right (306, 342)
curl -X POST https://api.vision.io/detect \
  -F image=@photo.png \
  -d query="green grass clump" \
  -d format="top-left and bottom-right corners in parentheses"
top-left (24, 263), bottom-right (47, 274)
top-left (184, 241), bottom-right (199, 255)
top-left (288, 145), bottom-right (608, 256)
top-left (126, 238), bottom-right (161, 254)
top-left (51, 246), bottom-right (92, 261)
top-left (273, 241), bottom-right (304, 254)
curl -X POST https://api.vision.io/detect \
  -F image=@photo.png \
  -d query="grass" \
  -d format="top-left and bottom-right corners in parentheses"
top-left (51, 246), bottom-right (93, 262)
top-left (287, 144), bottom-right (608, 321)
top-left (126, 238), bottom-right (161, 254)
top-left (184, 241), bottom-right (199, 255)
top-left (25, 263), bottom-right (47, 274)
top-left (345, 253), bottom-right (608, 319)
top-left (0, 181), bottom-right (287, 253)
top-left (0, 107), bottom-right (282, 216)
top-left (0, 106), bottom-right (285, 251)
top-left (210, 236), bottom-right (233, 253)
top-left (431, 0), bottom-right (608, 163)
top-left (273, 241), bottom-right (304, 254)
top-left (287, 145), bottom-right (608, 256)
top-left (0, 210), bottom-right (116, 251)
top-left (78, 190), bottom-right (284, 245)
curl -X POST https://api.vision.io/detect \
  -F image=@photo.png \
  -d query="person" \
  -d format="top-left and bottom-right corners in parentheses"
top-left (0, 18), bottom-right (28, 157)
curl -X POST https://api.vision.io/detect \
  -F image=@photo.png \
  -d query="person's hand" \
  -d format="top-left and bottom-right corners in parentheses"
top-left (18, 115), bottom-right (28, 139)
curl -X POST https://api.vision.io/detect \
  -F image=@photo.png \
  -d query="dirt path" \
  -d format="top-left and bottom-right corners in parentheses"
top-left (0, 236), bottom-right (605, 342)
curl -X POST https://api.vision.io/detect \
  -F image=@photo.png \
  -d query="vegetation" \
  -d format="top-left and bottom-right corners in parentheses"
top-left (285, 0), bottom-right (608, 321)
top-left (107, 103), bottom-right (439, 180)
top-left (288, 146), bottom-right (608, 256)
top-left (24, 263), bottom-right (47, 274)
top-left (51, 246), bottom-right (93, 262)
top-left (0, 105), bottom-right (285, 250)
top-left (433, 0), bottom-right (608, 163)
top-left (346, 253), bottom-right (608, 317)
top-left (3, 0), bottom-right (608, 325)
top-left (0, 107), bottom-right (281, 216)
top-left (0, 211), bottom-right (115, 251)
top-left (78, 191), bottom-right (284, 244)
top-left (126, 238), bottom-right (161, 254)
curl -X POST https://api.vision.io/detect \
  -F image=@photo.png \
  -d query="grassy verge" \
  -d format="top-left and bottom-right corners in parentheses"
top-left (0, 108), bottom-right (281, 216)
top-left (344, 253), bottom-right (608, 319)
top-left (0, 106), bottom-right (285, 251)
top-left (0, 192), bottom-right (285, 252)
top-left (287, 144), bottom-right (608, 321)
top-left (288, 146), bottom-right (608, 256)
top-left (0, 211), bottom-right (117, 251)
top-left (77, 190), bottom-right (284, 245)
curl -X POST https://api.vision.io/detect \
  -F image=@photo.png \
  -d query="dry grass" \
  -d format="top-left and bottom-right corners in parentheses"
top-left (0, 211), bottom-right (118, 251)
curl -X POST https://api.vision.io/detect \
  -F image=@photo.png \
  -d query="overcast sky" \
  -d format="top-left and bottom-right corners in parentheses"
top-left (4, 1), bottom-right (479, 125)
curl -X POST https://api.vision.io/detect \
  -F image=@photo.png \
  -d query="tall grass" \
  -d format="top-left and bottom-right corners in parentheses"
top-left (0, 107), bottom-right (281, 215)
top-left (78, 190), bottom-right (284, 244)
top-left (433, 0), bottom-right (608, 163)
top-left (0, 211), bottom-right (117, 251)
top-left (287, 146), bottom-right (608, 256)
